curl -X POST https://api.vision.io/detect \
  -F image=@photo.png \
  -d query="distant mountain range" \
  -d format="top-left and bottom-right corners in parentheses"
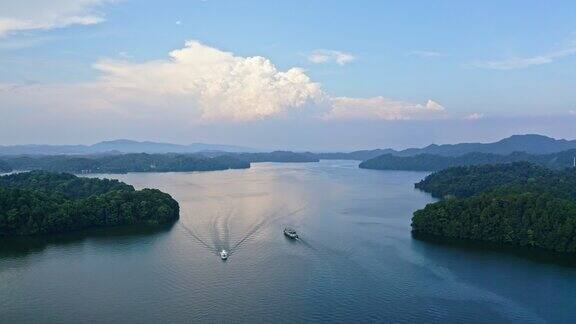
top-left (318, 134), bottom-right (576, 160)
top-left (315, 149), bottom-right (397, 161)
top-left (1, 134), bottom-right (575, 158)
top-left (0, 140), bottom-right (259, 155)
top-left (392, 134), bottom-right (576, 157)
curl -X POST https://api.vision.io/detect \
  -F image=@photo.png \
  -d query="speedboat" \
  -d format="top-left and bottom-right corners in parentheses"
top-left (219, 250), bottom-right (229, 260)
top-left (283, 227), bottom-right (298, 239)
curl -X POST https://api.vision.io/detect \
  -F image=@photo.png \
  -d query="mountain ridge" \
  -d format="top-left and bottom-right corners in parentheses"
top-left (1, 134), bottom-right (575, 157)
top-left (0, 140), bottom-right (259, 155)
top-left (394, 134), bottom-right (576, 157)
top-left (325, 134), bottom-right (576, 160)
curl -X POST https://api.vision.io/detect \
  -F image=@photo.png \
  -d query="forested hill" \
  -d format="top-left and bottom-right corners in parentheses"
top-left (359, 149), bottom-right (576, 171)
top-left (0, 171), bottom-right (132, 198)
top-left (415, 162), bottom-right (576, 199)
top-left (236, 151), bottom-right (319, 163)
top-left (412, 163), bottom-right (576, 253)
top-left (0, 153), bottom-right (250, 174)
top-left (314, 149), bottom-right (396, 161)
top-left (0, 160), bottom-right (11, 173)
top-left (0, 171), bottom-right (179, 236)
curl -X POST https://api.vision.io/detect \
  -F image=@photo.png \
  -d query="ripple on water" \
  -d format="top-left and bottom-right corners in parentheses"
top-left (1, 161), bottom-right (575, 322)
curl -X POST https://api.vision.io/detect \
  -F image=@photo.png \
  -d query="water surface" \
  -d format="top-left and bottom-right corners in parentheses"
top-left (1, 161), bottom-right (575, 322)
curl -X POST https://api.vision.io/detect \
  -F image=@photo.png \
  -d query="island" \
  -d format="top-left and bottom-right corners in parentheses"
top-left (0, 153), bottom-right (250, 174)
top-left (359, 149), bottom-right (576, 171)
top-left (412, 162), bottom-right (576, 253)
top-left (0, 171), bottom-right (179, 236)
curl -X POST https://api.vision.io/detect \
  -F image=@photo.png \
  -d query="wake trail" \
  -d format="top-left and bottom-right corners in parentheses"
top-left (231, 204), bottom-right (308, 252)
top-left (209, 205), bottom-right (229, 250)
top-left (295, 237), bottom-right (317, 251)
top-left (210, 206), bottom-right (235, 250)
top-left (223, 208), bottom-right (233, 250)
top-left (178, 223), bottom-right (216, 254)
top-left (231, 210), bottom-right (280, 251)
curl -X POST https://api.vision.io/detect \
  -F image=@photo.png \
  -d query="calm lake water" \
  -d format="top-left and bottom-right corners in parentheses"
top-left (1, 160), bottom-right (575, 323)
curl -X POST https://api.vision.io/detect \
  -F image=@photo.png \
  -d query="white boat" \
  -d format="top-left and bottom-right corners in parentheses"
top-left (283, 227), bottom-right (298, 239)
top-left (219, 250), bottom-right (228, 260)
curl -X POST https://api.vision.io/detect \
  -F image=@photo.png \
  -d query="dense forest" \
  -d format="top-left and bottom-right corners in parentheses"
top-left (0, 153), bottom-right (250, 174)
top-left (236, 151), bottom-right (319, 163)
top-left (414, 162), bottom-right (556, 198)
top-left (412, 163), bottom-right (576, 253)
top-left (360, 149), bottom-right (576, 171)
top-left (314, 149), bottom-right (395, 161)
top-left (0, 171), bottom-right (179, 236)
top-left (0, 160), bottom-right (11, 173)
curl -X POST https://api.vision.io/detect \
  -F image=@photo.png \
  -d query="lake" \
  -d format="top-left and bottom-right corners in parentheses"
top-left (1, 160), bottom-right (575, 323)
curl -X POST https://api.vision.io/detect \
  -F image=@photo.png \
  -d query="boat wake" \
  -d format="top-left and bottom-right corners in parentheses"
top-left (295, 237), bottom-right (316, 250)
top-left (231, 205), bottom-right (307, 253)
top-left (180, 204), bottom-right (308, 259)
top-left (210, 206), bottom-right (233, 252)
top-left (178, 223), bottom-right (217, 255)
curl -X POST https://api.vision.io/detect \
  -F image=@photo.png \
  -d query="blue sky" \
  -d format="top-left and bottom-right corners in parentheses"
top-left (0, 0), bottom-right (575, 150)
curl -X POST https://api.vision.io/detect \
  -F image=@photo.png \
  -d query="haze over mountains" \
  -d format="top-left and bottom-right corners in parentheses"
top-left (393, 134), bottom-right (576, 157)
top-left (322, 134), bottom-right (576, 160)
top-left (1, 134), bottom-right (576, 158)
top-left (0, 140), bottom-right (258, 155)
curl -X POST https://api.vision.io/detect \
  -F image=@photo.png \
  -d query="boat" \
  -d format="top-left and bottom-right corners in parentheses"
top-left (219, 250), bottom-right (228, 260)
top-left (283, 227), bottom-right (298, 239)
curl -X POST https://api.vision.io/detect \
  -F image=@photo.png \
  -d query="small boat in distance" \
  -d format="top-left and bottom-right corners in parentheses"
top-left (219, 250), bottom-right (228, 260)
top-left (283, 227), bottom-right (298, 239)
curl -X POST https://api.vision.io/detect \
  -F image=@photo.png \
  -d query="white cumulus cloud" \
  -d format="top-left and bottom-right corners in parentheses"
top-left (308, 50), bottom-right (355, 65)
top-left (0, 40), bottom-right (446, 124)
top-left (92, 40), bottom-right (323, 121)
top-left (324, 97), bottom-right (445, 121)
top-left (0, 0), bottom-right (113, 37)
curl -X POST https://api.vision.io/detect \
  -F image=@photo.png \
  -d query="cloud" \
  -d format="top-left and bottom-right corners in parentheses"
top-left (90, 40), bottom-right (323, 121)
top-left (308, 50), bottom-right (355, 65)
top-left (472, 47), bottom-right (576, 70)
top-left (0, 35), bottom-right (53, 50)
top-left (408, 50), bottom-right (443, 58)
top-left (0, 41), bottom-right (322, 122)
top-left (324, 97), bottom-right (445, 121)
top-left (465, 113), bottom-right (484, 120)
top-left (0, 40), bottom-right (445, 124)
top-left (0, 0), bottom-right (113, 37)
top-left (570, 110), bottom-right (576, 116)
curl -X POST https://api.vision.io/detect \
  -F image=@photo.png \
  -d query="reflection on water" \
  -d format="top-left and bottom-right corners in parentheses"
top-left (0, 224), bottom-right (175, 259)
top-left (1, 161), bottom-right (575, 323)
top-left (412, 232), bottom-right (576, 267)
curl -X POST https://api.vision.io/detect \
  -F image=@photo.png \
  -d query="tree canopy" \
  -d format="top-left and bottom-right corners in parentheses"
top-left (0, 153), bottom-right (250, 174)
top-left (0, 171), bottom-right (179, 236)
top-left (412, 163), bottom-right (576, 253)
top-left (0, 160), bottom-right (11, 173)
top-left (360, 149), bottom-right (576, 171)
